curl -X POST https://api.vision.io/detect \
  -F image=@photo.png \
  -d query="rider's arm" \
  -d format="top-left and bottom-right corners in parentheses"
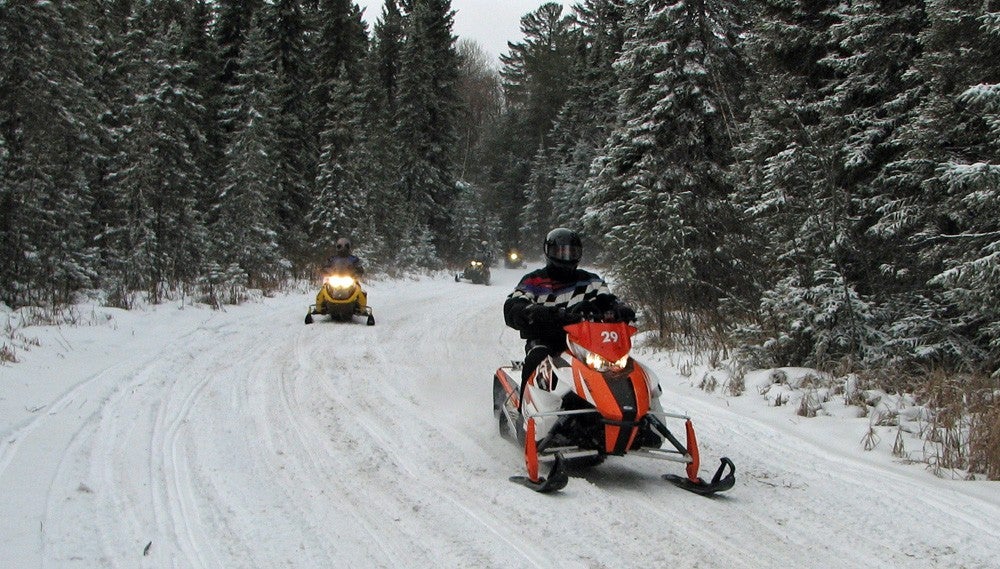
top-left (591, 276), bottom-right (637, 321)
top-left (504, 297), bottom-right (532, 330)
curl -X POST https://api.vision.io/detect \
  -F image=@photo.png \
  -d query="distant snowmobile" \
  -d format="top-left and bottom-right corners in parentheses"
top-left (455, 258), bottom-right (491, 285)
top-left (504, 249), bottom-right (526, 269)
top-left (493, 306), bottom-right (735, 494)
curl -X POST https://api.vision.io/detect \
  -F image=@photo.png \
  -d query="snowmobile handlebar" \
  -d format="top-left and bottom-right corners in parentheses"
top-left (565, 300), bottom-right (637, 324)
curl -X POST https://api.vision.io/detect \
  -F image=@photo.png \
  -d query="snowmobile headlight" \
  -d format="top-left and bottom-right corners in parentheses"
top-left (470, 260), bottom-right (482, 267)
top-left (584, 351), bottom-right (629, 373)
top-left (509, 252), bottom-right (518, 261)
top-left (570, 341), bottom-right (629, 373)
top-left (324, 275), bottom-right (355, 289)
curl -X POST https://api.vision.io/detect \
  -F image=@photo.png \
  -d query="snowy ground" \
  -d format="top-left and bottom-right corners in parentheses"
top-left (2, 268), bottom-right (998, 568)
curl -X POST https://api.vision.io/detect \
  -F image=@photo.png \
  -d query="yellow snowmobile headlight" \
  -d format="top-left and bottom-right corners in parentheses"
top-left (509, 252), bottom-right (519, 261)
top-left (470, 261), bottom-right (483, 267)
top-left (324, 275), bottom-right (355, 289)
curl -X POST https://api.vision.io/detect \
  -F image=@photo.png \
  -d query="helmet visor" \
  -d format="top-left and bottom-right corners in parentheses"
top-left (546, 243), bottom-right (582, 263)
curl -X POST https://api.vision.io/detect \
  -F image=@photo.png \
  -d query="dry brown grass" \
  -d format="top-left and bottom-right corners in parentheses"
top-left (914, 369), bottom-right (1000, 480)
top-left (1, 343), bottom-right (16, 364)
top-left (797, 389), bottom-right (821, 418)
top-left (892, 428), bottom-right (906, 458)
top-left (724, 370), bottom-right (746, 397)
top-left (861, 425), bottom-right (880, 451)
top-left (968, 389), bottom-right (1000, 480)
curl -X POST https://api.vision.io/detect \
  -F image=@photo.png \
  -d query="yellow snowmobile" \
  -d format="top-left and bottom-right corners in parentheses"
top-left (305, 272), bottom-right (374, 325)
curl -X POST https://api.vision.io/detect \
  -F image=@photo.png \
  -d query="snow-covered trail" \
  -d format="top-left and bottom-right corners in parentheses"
top-left (2, 270), bottom-right (998, 568)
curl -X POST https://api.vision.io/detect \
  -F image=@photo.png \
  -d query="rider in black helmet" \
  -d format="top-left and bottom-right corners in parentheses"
top-left (504, 228), bottom-right (636, 388)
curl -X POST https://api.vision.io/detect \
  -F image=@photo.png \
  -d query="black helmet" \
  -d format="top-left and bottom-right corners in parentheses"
top-left (335, 237), bottom-right (352, 255)
top-left (544, 228), bottom-right (582, 271)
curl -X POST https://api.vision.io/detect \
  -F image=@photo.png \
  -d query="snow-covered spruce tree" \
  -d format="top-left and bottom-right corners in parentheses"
top-left (585, 0), bottom-right (748, 340)
top-left (260, 0), bottom-right (315, 272)
top-left (808, 0), bottom-right (929, 370)
top-left (738, 262), bottom-right (883, 371)
top-left (88, 1), bottom-right (140, 298)
top-left (357, 0), bottom-right (409, 268)
top-left (368, 0), bottom-right (404, 124)
top-left (311, 0), bottom-right (368, 136)
top-left (308, 63), bottom-right (371, 263)
top-left (302, 0), bottom-right (370, 265)
top-left (214, 16), bottom-right (289, 291)
top-left (496, 2), bottom-right (578, 247)
top-left (0, 0), bottom-right (104, 307)
top-left (734, 0), bottom-right (839, 275)
top-left (733, 0), bottom-right (878, 369)
top-left (108, 19), bottom-right (208, 305)
top-left (183, 0), bottom-right (226, 218)
top-left (394, 0), bottom-right (461, 263)
top-left (216, 0), bottom-right (265, 89)
top-left (872, 1), bottom-right (1000, 374)
top-left (547, 0), bottom-right (629, 247)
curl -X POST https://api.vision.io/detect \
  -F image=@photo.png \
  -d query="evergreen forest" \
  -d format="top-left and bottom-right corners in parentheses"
top-left (2, 0), bottom-right (999, 384)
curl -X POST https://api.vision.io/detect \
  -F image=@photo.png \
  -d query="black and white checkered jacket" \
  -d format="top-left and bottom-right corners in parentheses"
top-left (503, 266), bottom-right (618, 348)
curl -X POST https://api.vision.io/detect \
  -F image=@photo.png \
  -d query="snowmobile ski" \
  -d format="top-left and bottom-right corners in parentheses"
top-left (509, 453), bottom-right (569, 493)
top-left (663, 457), bottom-right (735, 496)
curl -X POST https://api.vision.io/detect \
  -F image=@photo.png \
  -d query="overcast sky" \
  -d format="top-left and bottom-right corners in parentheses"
top-left (354, 0), bottom-right (575, 66)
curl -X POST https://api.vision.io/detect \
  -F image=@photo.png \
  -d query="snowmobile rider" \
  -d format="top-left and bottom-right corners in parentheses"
top-left (503, 228), bottom-right (636, 388)
top-left (475, 240), bottom-right (494, 265)
top-left (325, 237), bottom-right (365, 279)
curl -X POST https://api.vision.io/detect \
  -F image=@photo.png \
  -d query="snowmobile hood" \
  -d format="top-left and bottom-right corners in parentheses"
top-left (564, 321), bottom-right (636, 362)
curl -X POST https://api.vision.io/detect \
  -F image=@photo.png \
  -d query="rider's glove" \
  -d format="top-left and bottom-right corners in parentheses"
top-left (524, 303), bottom-right (557, 324)
top-left (613, 303), bottom-right (637, 322)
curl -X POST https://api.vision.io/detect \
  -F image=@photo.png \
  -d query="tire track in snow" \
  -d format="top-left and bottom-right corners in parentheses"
top-left (2, 313), bottom-right (238, 567)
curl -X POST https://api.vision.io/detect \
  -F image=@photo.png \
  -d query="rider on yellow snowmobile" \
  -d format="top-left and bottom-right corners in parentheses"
top-left (324, 237), bottom-right (365, 279)
top-left (305, 237), bottom-right (374, 325)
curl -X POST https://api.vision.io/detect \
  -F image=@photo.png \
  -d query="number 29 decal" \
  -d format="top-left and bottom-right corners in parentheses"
top-left (600, 330), bottom-right (619, 343)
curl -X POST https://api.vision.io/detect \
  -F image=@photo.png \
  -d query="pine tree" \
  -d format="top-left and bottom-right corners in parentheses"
top-left (88, 0), bottom-right (138, 290)
top-left (0, 0), bottom-right (105, 307)
top-left (217, 0), bottom-right (264, 88)
top-left (491, 2), bottom-right (578, 247)
top-left (109, 18), bottom-right (208, 304)
top-left (879, 1), bottom-right (1000, 373)
top-left (368, 0), bottom-right (404, 121)
top-left (547, 0), bottom-right (628, 248)
top-left (360, 0), bottom-right (408, 266)
top-left (311, 0), bottom-right (369, 130)
top-left (262, 0), bottom-right (314, 271)
top-left (733, 0), bottom-right (866, 366)
top-left (182, 0), bottom-right (226, 217)
top-left (215, 16), bottom-right (289, 290)
top-left (394, 0), bottom-right (461, 261)
top-left (309, 64), bottom-right (370, 256)
top-left (814, 0), bottom-right (929, 368)
top-left (586, 0), bottom-right (748, 337)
